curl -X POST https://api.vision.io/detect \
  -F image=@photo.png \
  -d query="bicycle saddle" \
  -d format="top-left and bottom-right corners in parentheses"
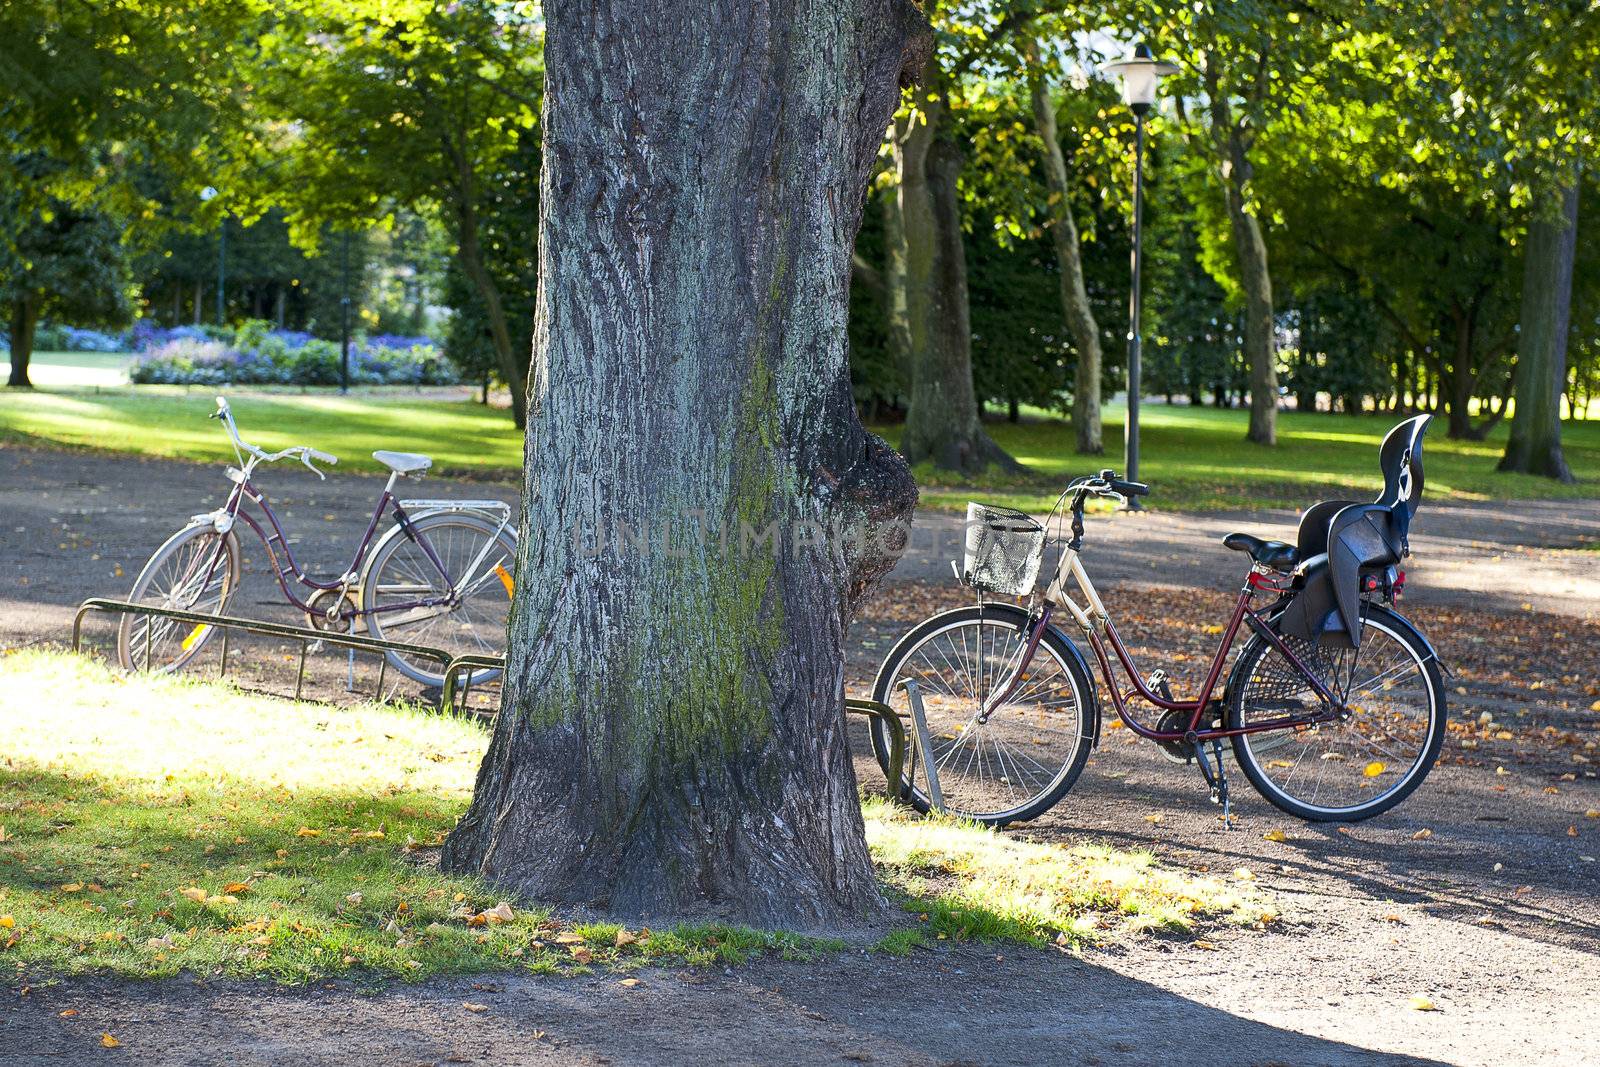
top-left (373, 450), bottom-right (433, 475)
top-left (1221, 532), bottom-right (1297, 571)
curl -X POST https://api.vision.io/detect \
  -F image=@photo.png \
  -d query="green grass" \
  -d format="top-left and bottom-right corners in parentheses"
top-left (864, 798), bottom-right (1272, 952)
top-left (875, 404), bottom-right (1600, 511)
top-left (0, 388), bottom-right (523, 478)
top-left (3, 385), bottom-right (1593, 510)
top-left (0, 650), bottom-right (1261, 984)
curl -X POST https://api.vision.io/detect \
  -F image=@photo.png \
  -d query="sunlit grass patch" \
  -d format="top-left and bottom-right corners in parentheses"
top-left (862, 798), bottom-right (1274, 951)
top-left (0, 651), bottom-right (1267, 985)
top-left (0, 652), bottom-right (831, 984)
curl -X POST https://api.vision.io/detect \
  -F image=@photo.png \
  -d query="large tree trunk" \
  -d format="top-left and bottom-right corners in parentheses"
top-left (7, 296), bottom-right (38, 388)
top-left (1500, 177), bottom-right (1579, 481)
top-left (1205, 61), bottom-right (1276, 445)
top-left (894, 60), bottom-right (1017, 473)
top-left (1028, 68), bottom-right (1103, 455)
top-left (441, 0), bottom-right (925, 931)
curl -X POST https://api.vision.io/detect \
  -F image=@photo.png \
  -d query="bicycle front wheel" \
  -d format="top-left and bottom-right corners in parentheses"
top-left (361, 512), bottom-right (517, 686)
top-left (870, 604), bottom-right (1096, 826)
top-left (1227, 603), bottom-right (1446, 822)
top-left (116, 523), bottom-right (240, 673)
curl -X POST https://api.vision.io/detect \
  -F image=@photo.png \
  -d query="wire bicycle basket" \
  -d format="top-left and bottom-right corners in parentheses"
top-left (961, 502), bottom-right (1046, 595)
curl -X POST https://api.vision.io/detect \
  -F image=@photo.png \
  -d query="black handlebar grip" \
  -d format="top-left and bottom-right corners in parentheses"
top-left (1111, 478), bottom-right (1150, 497)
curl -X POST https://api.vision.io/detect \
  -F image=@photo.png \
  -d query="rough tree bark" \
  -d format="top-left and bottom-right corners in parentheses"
top-left (894, 59), bottom-right (1018, 473)
top-left (1204, 60), bottom-right (1276, 445)
top-left (1028, 64), bottom-right (1103, 455)
top-left (7, 296), bottom-right (38, 388)
top-left (1500, 177), bottom-right (1579, 482)
top-left (441, 0), bottom-right (926, 931)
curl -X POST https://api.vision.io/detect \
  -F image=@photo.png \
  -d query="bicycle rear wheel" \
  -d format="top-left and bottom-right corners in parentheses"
top-left (869, 604), bottom-right (1096, 826)
top-left (116, 523), bottom-right (240, 673)
top-left (1227, 603), bottom-right (1445, 822)
top-left (361, 512), bottom-right (516, 686)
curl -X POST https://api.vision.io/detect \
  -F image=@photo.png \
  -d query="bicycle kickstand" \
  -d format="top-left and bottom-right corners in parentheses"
top-left (1193, 739), bottom-right (1235, 830)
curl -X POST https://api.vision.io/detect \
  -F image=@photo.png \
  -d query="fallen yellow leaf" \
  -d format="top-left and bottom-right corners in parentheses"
top-left (1193, 940), bottom-right (1218, 951)
top-left (1262, 829), bottom-right (1288, 843)
top-left (462, 1002), bottom-right (488, 1013)
top-left (1411, 828), bottom-right (1433, 840)
top-left (59, 1009), bottom-right (78, 1017)
top-left (222, 882), bottom-right (251, 895)
top-left (295, 827), bottom-right (321, 838)
top-left (101, 1034), bottom-right (122, 1048)
top-left (485, 901), bottom-right (516, 924)
top-left (1363, 761), bottom-right (1386, 778)
top-left (1585, 810), bottom-right (1599, 819)
top-left (1408, 995), bottom-right (1439, 1012)
top-left (179, 887), bottom-right (208, 904)
top-left (0, 916), bottom-right (13, 929)
top-left (60, 882), bottom-right (84, 893)
top-left (1232, 867), bottom-right (1255, 881)
top-left (1143, 813), bottom-right (1163, 824)
top-left (570, 945), bottom-right (594, 964)
top-left (615, 929), bottom-right (639, 947)
top-left (619, 977), bottom-right (641, 987)
top-left (553, 931), bottom-right (585, 944)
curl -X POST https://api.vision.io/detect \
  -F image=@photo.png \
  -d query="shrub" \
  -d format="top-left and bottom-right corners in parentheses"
top-left (128, 326), bottom-right (457, 388)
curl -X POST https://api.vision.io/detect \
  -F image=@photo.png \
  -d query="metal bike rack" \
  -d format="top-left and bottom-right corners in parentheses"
top-left (71, 598), bottom-right (925, 808)
top-left (435, 652), bottom-right (916, 803)
top-left (72, 597), bottom-right (456, 705)
top-left (440, 653), bottom-right (508, 717)
top-left (900, 680), bottom-right (946, 814)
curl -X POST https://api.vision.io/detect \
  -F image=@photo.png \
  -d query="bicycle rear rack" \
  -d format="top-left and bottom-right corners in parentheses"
top-left (72, 598), bottom-right (928, 806)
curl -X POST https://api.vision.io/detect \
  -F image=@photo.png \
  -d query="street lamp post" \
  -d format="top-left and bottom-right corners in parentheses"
top-left (340, 230), bottom-right (352, 395)
top-left (199, 187), bottom-right (225, 326)
top-left (1102, 44), bottom-right (1177, 510)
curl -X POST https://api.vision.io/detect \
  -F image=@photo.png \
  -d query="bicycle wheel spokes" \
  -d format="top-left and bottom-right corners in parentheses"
top-left (365, 515), bottom-right (515, 681)
top-left (125, 530), bottom-right (234, 672)
top-left (1235, 618), bottom-right (1436, 816)
top-left (885, 615), bottom-right (1086, 822)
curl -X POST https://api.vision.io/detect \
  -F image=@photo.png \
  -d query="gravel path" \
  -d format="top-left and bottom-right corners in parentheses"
top-left (2, 444), bottom-right (1597, 1066)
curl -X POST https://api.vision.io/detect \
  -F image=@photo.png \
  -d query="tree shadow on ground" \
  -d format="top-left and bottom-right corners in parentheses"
top-left (3, 947), bottom-right (1453, 1067)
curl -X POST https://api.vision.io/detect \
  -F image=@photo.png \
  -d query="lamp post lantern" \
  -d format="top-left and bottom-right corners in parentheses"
top-left (1101, 43), bottom-right (1177, 510)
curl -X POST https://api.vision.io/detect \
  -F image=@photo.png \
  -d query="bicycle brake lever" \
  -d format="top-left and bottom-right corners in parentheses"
top-left (300, 452), bottom-right (327, 480)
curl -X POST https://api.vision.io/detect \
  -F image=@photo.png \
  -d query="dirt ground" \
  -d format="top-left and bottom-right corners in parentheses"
top-left (2, 445), bottom-right (1598, 1066)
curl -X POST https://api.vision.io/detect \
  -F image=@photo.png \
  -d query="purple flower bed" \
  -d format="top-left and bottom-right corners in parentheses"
top-left (129, 319), bottom-right (456, 387)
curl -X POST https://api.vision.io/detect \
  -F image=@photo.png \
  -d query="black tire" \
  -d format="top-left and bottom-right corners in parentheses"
top-left (1226, 603), bottom-right (1446, 822)
top-left (869, 604), bottom-right (1097, 826)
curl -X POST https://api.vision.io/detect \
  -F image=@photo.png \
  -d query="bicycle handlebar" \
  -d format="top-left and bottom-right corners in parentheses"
top-left (1067, 469), bottom-right (1151, 502)
top-left (210, 395), bottom-right (339, 477)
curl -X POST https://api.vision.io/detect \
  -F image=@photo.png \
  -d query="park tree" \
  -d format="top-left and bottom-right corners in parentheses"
top-left (256, 0), bottom-right (544, 425)
top-left (1122, 0), bottom-right (1353, 445)
top-left (889, 2), bottom-right (1050, 473)
top-left (1026, 46), bottom-right (1108, 453)
top-left (440, 1), bottom-right (927, 928)
top-left (1, 188), bottom-right (133, 387)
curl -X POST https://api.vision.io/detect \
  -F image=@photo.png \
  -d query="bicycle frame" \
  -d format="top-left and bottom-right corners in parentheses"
top-left (994, 543), bottom-right (1346, 745)
top-left (192, 463), bottom-right (462, 622)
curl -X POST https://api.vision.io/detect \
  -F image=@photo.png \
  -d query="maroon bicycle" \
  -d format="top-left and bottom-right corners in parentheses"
top-left (870, 416), bottom-right (1446, 826)
top-left (116, 396), bottom-right (517, 687)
